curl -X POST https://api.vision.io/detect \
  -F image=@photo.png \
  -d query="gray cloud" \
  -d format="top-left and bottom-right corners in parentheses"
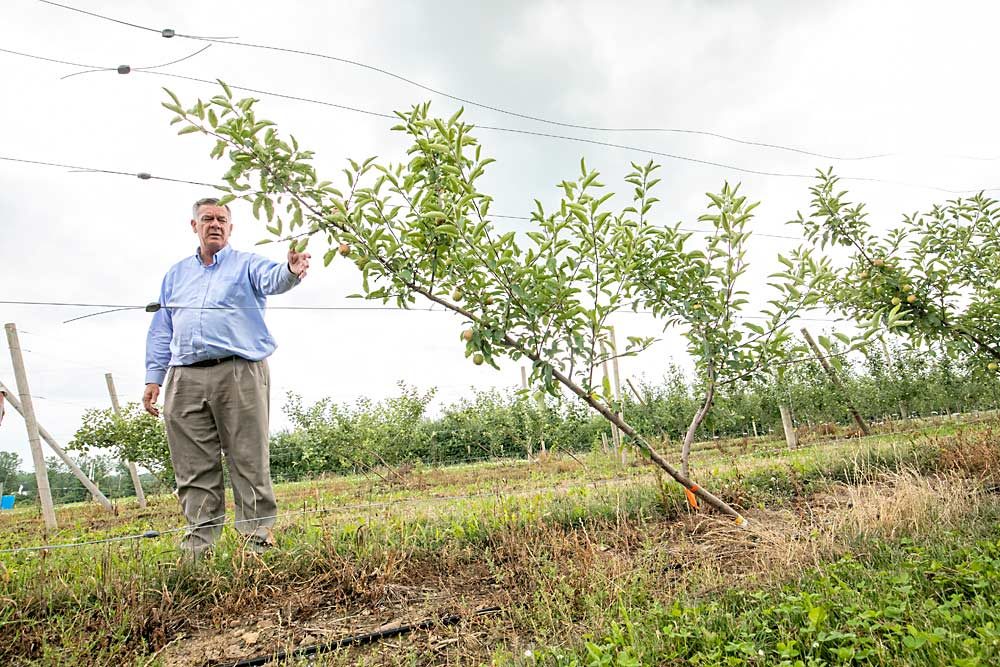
top-left (1, 0), bottom-right (997, 468)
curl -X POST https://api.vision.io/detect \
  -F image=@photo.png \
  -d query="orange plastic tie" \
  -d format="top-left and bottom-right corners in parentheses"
top-left (684, 484), bottom-right (700, 510)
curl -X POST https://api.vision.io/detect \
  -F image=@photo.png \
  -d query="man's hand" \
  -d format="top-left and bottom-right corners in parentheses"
top-left (288, 246), bottom-right (311, 279)
top-left (143, 383), bottom-right (161, 417)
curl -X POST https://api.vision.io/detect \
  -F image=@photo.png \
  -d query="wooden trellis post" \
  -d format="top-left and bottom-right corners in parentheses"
top-left (625, 379), bottom-right (647, 407)
top-left (801, 327), bottom-right (871, 436)
top-left (105, 373), bottom-right (146, 507)
top-left (5, 323), bottom-right (57, 529)
top-left (0, 378), bottom-right (115, 512)
top-left (4, 324), bottom-right (114, 521)
top-left (778, 404), bottom-right (798, 449)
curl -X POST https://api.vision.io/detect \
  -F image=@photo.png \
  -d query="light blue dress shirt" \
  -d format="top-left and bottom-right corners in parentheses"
top-left (145, 245), bottom-right (300, 385)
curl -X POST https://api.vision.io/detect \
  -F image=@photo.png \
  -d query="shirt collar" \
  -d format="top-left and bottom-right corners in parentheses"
top-left (194, 243), bottom-right (233, 267)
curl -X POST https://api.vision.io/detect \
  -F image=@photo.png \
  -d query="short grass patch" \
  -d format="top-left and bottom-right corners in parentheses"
top-left (0, 421), bottom-right (997, 665)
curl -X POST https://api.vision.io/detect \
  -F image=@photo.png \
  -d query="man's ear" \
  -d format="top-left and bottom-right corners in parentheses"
top-left (190, 219), bottom-right (198, 234)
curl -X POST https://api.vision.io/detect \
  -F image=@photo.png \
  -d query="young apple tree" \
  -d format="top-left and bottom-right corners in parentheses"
top-left (627, 182), bottom-right (822, 477)
top-left (789, 170), bottom-right (1000, 372)
top-left (70, 403), bottom-right (173, 488)
top-left (162, 84), bottom-right (813, 522)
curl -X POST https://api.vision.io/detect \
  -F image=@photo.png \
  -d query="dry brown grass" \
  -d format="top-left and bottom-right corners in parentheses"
top-left (8, 422), bottom-right (999, 666)
top-left (155, 469), bottom-right (989, 667)
top-left (158, 543), bottom-right (503, 666)
top-left (671, 471), bottom-right (983, 593)
top-left (937, 424), bottom-right (1000, 483)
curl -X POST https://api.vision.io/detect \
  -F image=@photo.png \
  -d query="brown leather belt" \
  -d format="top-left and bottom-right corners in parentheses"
top-left (185, 355), bottom-right (241, 368)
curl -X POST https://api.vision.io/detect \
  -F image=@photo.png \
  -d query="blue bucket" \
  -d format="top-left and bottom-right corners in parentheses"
top-left (0, 495), bottom-right (14, 510)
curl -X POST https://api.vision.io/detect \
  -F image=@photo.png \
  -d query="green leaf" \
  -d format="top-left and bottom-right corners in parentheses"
top-left (163, 87), bottom-right (181, 106)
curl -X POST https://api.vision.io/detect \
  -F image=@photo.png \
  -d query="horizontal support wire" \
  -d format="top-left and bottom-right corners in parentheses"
top-left (0, 298), bottom-right (841, 325)
top-left (0, 470), bottom-right (654, 555)
top-left (1, 42), bottom-right (998, 193)
top-left (29, 0), bottom-right (1000, 163)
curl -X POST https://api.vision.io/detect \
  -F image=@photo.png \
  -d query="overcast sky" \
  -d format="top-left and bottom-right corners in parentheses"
top-left (1, 0), bottom-right (998, 471)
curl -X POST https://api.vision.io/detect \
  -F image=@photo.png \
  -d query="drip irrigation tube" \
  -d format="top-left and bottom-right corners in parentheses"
top-left (212, 606), bottom-right (502, 667)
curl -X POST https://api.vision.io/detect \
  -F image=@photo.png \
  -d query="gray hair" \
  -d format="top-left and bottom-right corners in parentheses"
top-left (192, 197), bottom-right (232, 220)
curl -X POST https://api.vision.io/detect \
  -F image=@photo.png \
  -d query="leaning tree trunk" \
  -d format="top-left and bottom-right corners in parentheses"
top-left (273, 193), bottom-right (748, 525)
top-left (581, 378), bottom-right (740, 522)
top-left (394, 286), bottom-right (749, 524)
top-left (681, 381), bottom-right (715, 479)
top-left (500, 334), bottom-right (744, 524)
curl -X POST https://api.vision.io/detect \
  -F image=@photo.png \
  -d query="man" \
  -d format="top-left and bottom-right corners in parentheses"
top-left (143, 197), bottom-right (310, 555)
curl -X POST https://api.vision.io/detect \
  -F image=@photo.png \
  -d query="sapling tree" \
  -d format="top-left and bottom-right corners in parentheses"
top-left (162, 84), bottom-right (814, 522)
top-left (627, 181), bottom-right (822, 476)
top-left (70, 403), bottom-right (172, 488)
top-left (789, 170), bottom-right (1000, 371)
top-left (0, 451), bottom-right (20, 494)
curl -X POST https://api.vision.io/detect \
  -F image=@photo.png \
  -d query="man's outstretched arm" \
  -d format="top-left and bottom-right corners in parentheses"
top-left (251, 246), bottom-right (310, 296)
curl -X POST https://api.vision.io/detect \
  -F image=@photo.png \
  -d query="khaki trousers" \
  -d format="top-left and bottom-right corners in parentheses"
top-left (163, 357), bottom-right (276, 551)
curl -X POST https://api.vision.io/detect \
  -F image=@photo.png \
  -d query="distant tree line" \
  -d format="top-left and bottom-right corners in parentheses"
top-left (1, 340), bottom-right (996, 505)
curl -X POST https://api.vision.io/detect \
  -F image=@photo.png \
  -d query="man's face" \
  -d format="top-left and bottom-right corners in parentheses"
top-left (191, 204), bottom-right (232, 256)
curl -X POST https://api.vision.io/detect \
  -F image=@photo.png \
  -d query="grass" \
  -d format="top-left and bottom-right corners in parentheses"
top-left (545, 480), bottom-right (1000, 666)
top-left (1, 421), bottom-right (998, 665)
